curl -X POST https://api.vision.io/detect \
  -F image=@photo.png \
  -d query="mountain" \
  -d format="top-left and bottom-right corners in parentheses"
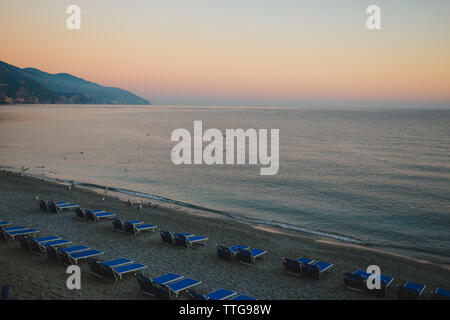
top-left (0, 60), bottom-right (151, 105)
top-left (0, 61), bottom-right (56, 104)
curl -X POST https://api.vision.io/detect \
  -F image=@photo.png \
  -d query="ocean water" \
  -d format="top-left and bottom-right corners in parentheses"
top-left (0, 105), bottom-right (449, 263)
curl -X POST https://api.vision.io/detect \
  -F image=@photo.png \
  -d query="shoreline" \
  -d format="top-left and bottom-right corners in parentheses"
top-left (0, 170), bottom-right (449, 299)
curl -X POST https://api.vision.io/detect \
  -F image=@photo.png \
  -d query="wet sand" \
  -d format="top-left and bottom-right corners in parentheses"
top-left (0, 170), bottom-right (449, 300)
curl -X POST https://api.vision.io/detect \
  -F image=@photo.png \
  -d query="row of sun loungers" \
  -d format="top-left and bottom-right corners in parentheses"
top-left (160, 231), bottom-right (208, 248)
top-left (32, 239), bottom-right (146, 281)
top-left (17, 233), bottom-right (146, 282)
top-left (76, 208), bottom-right (158, 235)
top-left (343, 270), bottom-right (447, 299)
top-left (283, 256), bottom-right (449, 299)
top-left (112, 218), bottom-right (157, 235)
top-left (395, 282), bottom-right (448, 299)
top-left (9, 212), bottom-right (149, 284)
top-left (135, 272), bottom-right (201, 299)
top-left (87, 257), bottom-right (147, 282)
top-left (344, 275), bottom-right (449, 299)
top-left (20, 235), bottom-right (72, 255)
top-left (17, 232), bottom-right (146, 281)
top-left (397, 282), bottom-right (450, 300)
top-left (17, 233), bottom-right (104, 265)
top-left (30, 201), bottom-right (449, 300)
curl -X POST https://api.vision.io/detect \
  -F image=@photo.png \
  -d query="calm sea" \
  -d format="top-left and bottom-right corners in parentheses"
top-left (0, 105), bottom-right (449, 263)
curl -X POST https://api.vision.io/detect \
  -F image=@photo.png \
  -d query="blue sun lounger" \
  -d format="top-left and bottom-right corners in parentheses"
top-left (282, 257), bottom-right (301, 275)
top-left (166, 278), bottom-right (202, 299)
top-left (42, 201), bottom-right (68, 212)
top-left (18, 235), bottom-right (59, 250)
top-left (236, 247), bottom-right (267, 265)
top-left (48, 201), bottom-right (78, 213)
top-left (0, 226), bottom-right (26, 240)
top-left (282, 257), bottom-right (315, 275)
top-left (217, 245), bottom-right (250, 261)
top-left (57, 203), bottom-right (79, 213)
top-left (299, 259), bottom-right (334, 280)
top-left (4, 228), bottom-right (39, 240)
top-left (398, 281), bottom-right (426, 299)
top-left (29, 238), bottom-right (59, 254)
top-left (47, 245), bottom-right (90, 261)
top-left (135, 273), bottom-right (184, 296)
top-left (103, 262), bottom-right (147, 282)
top-left (30, 238), bottom-right (71, 255)
top-left (148, 276), bottom-right (201, 300)
top-left (124, 222), bottom-right (157, 235)
top-left (174, 233), bottom-right (208, 248)
top-left (160, 231), bottom-right (192, 244)
top-left (60, 248), bottom-right (104, 265)
top-left (75, 208), bottom-right (104, 220)
top-left (85, 210), bottom-right (116, 222)
top-left (87, 257), bottom-right (134, 278)
top-left (112, 219), bottom-right (144, 232)
top-left (433, 288), bottom-right (450, 300)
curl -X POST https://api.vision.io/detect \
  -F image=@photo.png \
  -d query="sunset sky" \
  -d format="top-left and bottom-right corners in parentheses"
top-left (1, 0), bottom-right (449, 107)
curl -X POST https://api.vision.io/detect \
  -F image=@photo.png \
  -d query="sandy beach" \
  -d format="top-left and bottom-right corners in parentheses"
top-left (0, 170), bottom-right (449, 300)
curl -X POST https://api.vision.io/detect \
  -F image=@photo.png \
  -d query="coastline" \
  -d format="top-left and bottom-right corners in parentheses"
top-left (0, 169), bottom-right (449, 299)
